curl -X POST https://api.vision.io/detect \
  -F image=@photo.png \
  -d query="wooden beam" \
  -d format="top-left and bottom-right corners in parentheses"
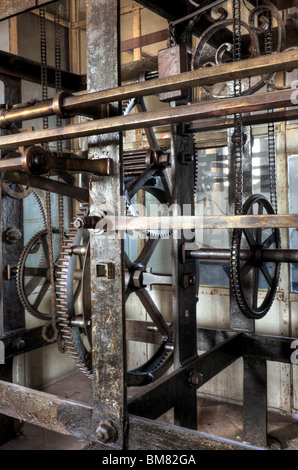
top-left (121, 29), bottom-right (169, 52)
top-left (0, 50), bottom-right (85, 91)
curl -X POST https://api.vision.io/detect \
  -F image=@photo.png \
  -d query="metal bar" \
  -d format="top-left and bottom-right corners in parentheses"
top-left (128, 415), bottom-right (264, 451)
top-left (61, 50), bottom-right (298, 111)
top-left (104, 213), bottom-right (298, 232)
top-left (1, 172), bottom-right (89, 202)
top-left (87, 0), bottom-right (126, 451)
top-left (0, 50), bottom-right (85, 92)
top-left (189, 109), bottom-right (298, 133)
top-left (0, 380), bottom-right (96, 441)
top-left (243, 357), bottom-right (268, 448)
top-left (198, 328), bottom-right (297, 363)
top-left (3, 326), bottom-right (53, 360)
top-left (128, 333), bottom-right (243, 420)
top-left (188, 248), bottom-right (298, 263)
top-left (0, 88), bottom-right (295, 149)
top-left (0, 150), bottom-right (112, 176)
top-left (171, 122), bottom-right (198, 429)
top-left (243, 333), bottom-right (296, 364)
top-left (0, 50), bottom-right (297, 130)
top-left (126, 319), bottom-right (162, 344)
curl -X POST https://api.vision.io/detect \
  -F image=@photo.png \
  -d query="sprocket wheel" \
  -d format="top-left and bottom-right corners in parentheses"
top-left (230, 193), bottom-right (281, 320)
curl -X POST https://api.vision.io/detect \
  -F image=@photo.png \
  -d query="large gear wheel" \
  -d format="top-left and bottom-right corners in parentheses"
top-left (54, 93), bottom-right (174, 384)
top-left (55, 203), bottom-right (173, 385)
top-left (230, 193), bottom-right (281, 320)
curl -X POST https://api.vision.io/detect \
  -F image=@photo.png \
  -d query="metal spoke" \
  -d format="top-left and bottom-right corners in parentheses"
top-left (135, 237), bottom-right (160, 267)
top-left (25, 276), bottom-right (44, 297)
top-left (252, 267), bottom-right (260, 309)
top-left (243, 229), bottom-right (255, 249)
top-left (160, 168), bottom-right (172, 203)
top-left (263, 232), bottom-right (276, 248)
top-left (126, 164), bottom-right (156, 200)
top-left (135, 288), bottom-right (172, 340)
top-left (33, 279), bottom-right (51, 308)
top-left (240, 261), bottom-right (253, 278)
top-left (261, 264), bottom-right (273, 287)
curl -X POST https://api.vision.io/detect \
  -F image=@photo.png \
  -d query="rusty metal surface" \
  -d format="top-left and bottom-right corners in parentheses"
top-left (128, 333), bottom-right (243, 420)
top-left (0, 380), bottom-right (95, 441)
top-left (103, 213), bottom-right (298, 231)
top-left (63, 49), bottom-right (298, 110)
top-left (0, 49), bottom-right (296, 130)
top-left (0, 88), bottom-right (295, 150)
top-left (86, 0), bottom-right (125, 450)
top-left (128, 415), bottom-right (263, 451)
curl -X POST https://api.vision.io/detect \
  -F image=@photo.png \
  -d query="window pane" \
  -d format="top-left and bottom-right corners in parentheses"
top-left (288, 154), bottom-right (298, 292)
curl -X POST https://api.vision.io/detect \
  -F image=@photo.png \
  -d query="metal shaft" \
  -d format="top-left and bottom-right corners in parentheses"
top-left (188, 248), bottom-right (298, 264)
top-left (0, 88), bottom-right (295, 150)
top-left (0, 49), bottom-right (297, 130)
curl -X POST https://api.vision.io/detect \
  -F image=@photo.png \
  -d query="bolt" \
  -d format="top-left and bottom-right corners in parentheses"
top-left (188, 370), bottom-right (204, 387)
top-left (96, 420), bottom-right (118, 444)
top-left (3, 227), bottom-right (22, 244)
top-left (73, 215), bottom-right (105, 231)
top-left (12, 337), bottom-right (25, 351)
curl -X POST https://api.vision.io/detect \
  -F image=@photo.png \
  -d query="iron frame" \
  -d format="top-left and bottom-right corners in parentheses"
top-left (0, 0), bottom-right (297, 451)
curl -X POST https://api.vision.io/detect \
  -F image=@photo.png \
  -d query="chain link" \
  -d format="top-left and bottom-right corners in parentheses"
top-left (232, 0), bottom-right (244, 216)
top-left (264, 11), bottom-right (278, 214)
top-left (54, 2), bottom-right (65, 252)
top-left (40, 6), bottom-right (59, 344)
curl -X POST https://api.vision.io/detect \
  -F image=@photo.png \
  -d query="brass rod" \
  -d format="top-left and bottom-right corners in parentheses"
top-left (0, 50), bottom-right (297, 129)
top-left (62, 50), bottom-right (298, 112)
top-left (102, 214), bottom-right (298, 231)
top-left (0, 88), bottom-right (295, 149)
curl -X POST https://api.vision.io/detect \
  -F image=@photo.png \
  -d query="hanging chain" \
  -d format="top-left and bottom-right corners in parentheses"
top-left (54, 2), bottom-right (65, 252)
top-left (40, 6), bottom-right (59, 344)
top-left (40, 6), bottom-right (48, 131)
top-left (264, 11), bottom-right (278, 214)
top-left (232, 0), bottom-right (244, 216)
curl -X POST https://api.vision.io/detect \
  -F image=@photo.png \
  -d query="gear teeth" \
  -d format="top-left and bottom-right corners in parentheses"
top-left (55, 202), bottom-right (93, 380)
top-left (16, 229), bottom-right (58, 321)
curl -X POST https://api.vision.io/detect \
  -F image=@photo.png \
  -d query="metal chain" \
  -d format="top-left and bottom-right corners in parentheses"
top-left (264, 11), bottom-right (278, 214)
top-left (54, 2), bottom-right (65, 252)
top-left (232, 0), bottom-right (244, 216)
top-left (40, 6), bottom-right (59, 344)
top-left (40, 6), bottom-right (48, 131)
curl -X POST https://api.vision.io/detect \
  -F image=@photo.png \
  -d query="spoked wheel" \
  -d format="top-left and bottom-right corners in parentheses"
top-left (230, 194), bottom-right (281, 320)
top-left (16, 228), bottom-right (83, 322)
top-left (125, 236), bottom-right (173, 386)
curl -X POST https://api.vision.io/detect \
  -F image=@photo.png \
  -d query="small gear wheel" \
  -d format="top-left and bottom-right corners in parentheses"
top-left (230, 194), bottom-right (281, 320)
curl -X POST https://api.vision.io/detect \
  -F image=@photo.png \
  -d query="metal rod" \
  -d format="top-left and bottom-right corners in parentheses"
top-left (62, 50), bottom-right (298, 112)
top-left (0, 50), bottom-right (297, 129)
top-left (188, 248), bottom-right (298, 263)
top-left (103, 214), bottom-right (298, 231)
top-left (0, 88), bottom-right (295, 149)
top-left (1, 171), bottom-right (89, 202)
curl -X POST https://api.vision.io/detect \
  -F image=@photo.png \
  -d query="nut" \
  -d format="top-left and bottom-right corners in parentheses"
top-left (188, 370), bottom-right (204, 387)
top-left (96, 420), bottom-right (118, 444)
top-left (3, 227), bottom-right (22, 244)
